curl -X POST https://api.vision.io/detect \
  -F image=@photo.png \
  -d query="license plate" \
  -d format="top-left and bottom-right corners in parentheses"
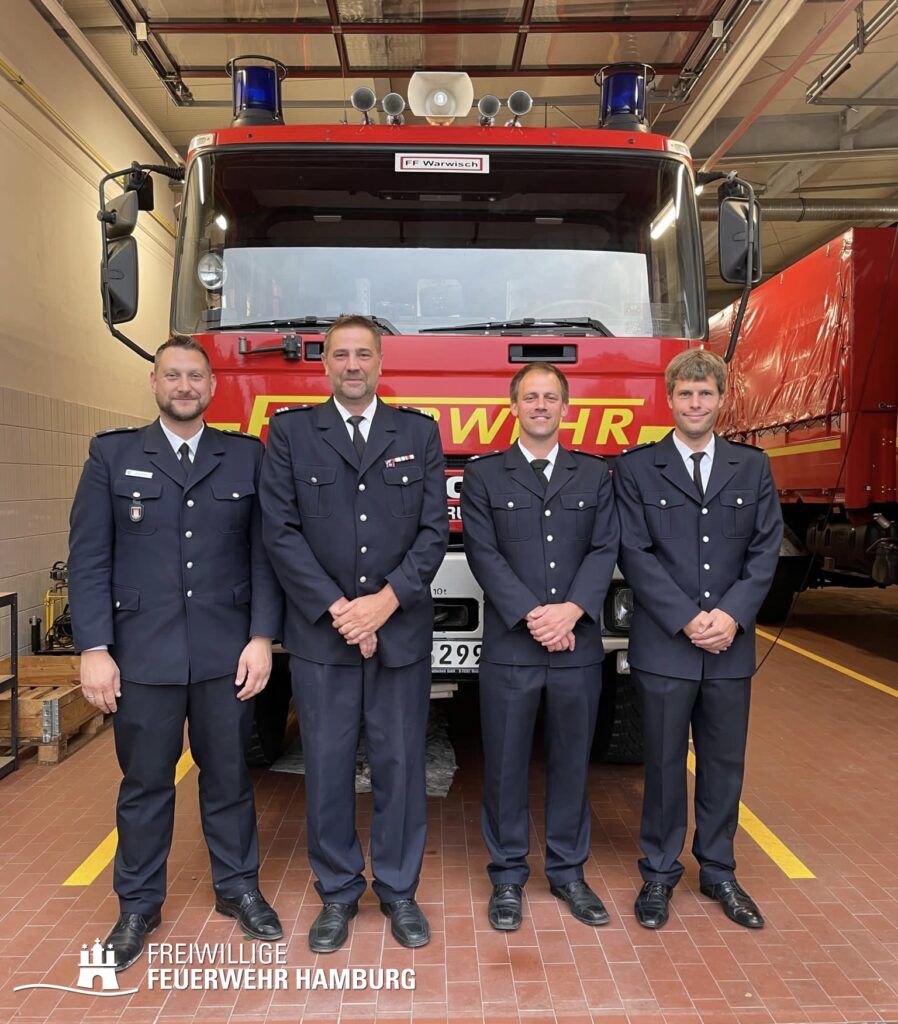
top-left (431, 639), bottom-right (481, 672)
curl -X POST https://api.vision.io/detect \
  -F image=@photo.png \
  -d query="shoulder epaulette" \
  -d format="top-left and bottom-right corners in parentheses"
top-left (223, 429), bottom-right (263, 443)
top-left (273, 404), bottom-right (313, 416)
top-left (397, 404), bottom-right (434, 419)
top-left (572, 449), bottom-right (606, 461)
top-left (95, 426), bottom-right (138, 437)
top-left (467, 450), bottom-right (502, 462)
top-left (724, 438), bottom-right (762, 451)
top-left (619, 441), bottom-right (655, 456)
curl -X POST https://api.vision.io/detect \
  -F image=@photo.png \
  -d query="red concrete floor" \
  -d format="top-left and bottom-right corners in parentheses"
top-left (0, 587), bottom-right (897, 1024)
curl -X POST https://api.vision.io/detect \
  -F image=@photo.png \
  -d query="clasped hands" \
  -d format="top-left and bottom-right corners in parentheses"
top-left (329, 585), bottom-right (400, 660)
top-left (684, 608), bottom-right (737, 653)
top-left (526, 601), bottom-right (584, 653)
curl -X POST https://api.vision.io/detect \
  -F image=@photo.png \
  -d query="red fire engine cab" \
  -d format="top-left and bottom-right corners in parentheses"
top-left (97, 58), bottom-right (759, 762)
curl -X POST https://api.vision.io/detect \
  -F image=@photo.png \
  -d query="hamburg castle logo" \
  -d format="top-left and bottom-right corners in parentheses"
top-left (14, 938), bottom-right (139, 997)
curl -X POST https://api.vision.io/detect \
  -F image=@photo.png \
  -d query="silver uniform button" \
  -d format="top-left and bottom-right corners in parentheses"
top-left (358, 483), bottom-right (365, 491)
top-left (402, 475), bottom-right (409, 484)
top-left (186, 499), bottom-right (194, 508)
top-left (660, 499), bottom-right (667, 507)
top-left (704, 563), bottom-right (710, 570)
top-left (311, 476), bottom-right (318, 484)
top-left (701, 508), bottom-right (709, 515)
top-left (132, 491), bottom-right (140, 498)
top-left (185, 530), bottom-right (192, 538)
top-left (360, 546), bottom-right (367, 554)
top-left (703, 535), bottom-right (709, 543)
top-left (549, 561), bottom-right (556, 569)
top-left (578, 500), bottom-right (585, 508)
top-left (544, 509), bottom-right (551, 517)
top-left (547, 534), bottom-right (554, 542)
top-left (550, 588), bottom-right (557, 595)
top-left (232, 492), bottom-right (239, 498)
top-left (507, 501), bottom-right (514, 508)
top-left (186, 590), bottom-right (193, 598)
top-left (704, 591), bottom-right (711, 598)
top-left (114, 600), bottom-right (120, 608)
top-left (736, 497), bottom-right (743, 505)
top-left (359, 576), bottom-right (367, 583)
top-left (359, 514), bottom-right (367, 522)
top-left (186, 561), bottom-right (193, 569)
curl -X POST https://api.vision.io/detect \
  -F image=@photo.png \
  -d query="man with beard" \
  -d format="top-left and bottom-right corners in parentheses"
top-left (613, 349), bottom-right (782, 931)
top-left (259, 315), bottom-right (448, 953)
top-left (69, 336), bottom-right (284, 970)
top-left (461, 363), bottom-right (619, 931)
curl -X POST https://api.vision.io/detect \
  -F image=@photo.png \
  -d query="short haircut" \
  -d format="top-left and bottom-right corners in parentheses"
top-left (665, 348), bottom-right (726, 397)
top-left (154, 335), bottom-right (211, 371)
top-left (323, 314), bottom-right (382, 355)
top-left (510, 362), bottom-right (570, 406)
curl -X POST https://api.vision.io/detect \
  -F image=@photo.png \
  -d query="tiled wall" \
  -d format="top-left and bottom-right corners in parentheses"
top-left (0, 386), bottom-right (150, 657)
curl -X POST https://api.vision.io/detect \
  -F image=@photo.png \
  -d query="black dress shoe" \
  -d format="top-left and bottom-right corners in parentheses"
top-left (488, 884), bottom-right (523, 931)
top-left (215, 889), bottom-right (283, 940)
top-left (635, 882), bottom-right (673, 929)
top-left (309, 902), bottom-right (358, 953)
top-left (380, 898), bottom-right (430, 948)
top-left (549, 880), bottom-right (610, 926)
top-left (700, 880), bottom-right (764, 929)
top-left (104, 911), bottom-right (161, 972)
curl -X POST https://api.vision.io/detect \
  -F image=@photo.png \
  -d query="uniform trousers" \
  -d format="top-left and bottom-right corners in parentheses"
top-left (634, 668), bottom-right (751, 887)
top-left (479, 662), bottom-right (602, 887)
top-left (290, 654), bottom-right (431, 905)
top-left (112, 676), bottom-right (260, 914)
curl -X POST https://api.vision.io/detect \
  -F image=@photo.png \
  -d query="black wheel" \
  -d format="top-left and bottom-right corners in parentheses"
top-left (244, 655), bottom-right (293, 767)
top-left (757, 557), bottom-right (806, 624)
top-left (592, 658), bottom-right (643, 763)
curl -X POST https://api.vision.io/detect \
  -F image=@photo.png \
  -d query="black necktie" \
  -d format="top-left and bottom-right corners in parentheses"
top-left (178, 441), bottom-right (193, 478)
top-left (347, 415), bottom-right (366, 460)
top-left (690, 451), bottom-right (705, 499)
top-left (531, 458), bottom-right (549, 493)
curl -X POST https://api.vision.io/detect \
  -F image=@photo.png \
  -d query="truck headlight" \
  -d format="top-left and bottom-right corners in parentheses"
top-left (197, 252), bottom-right (225, 290)
top-left (611, 585), bottom-right (634, 629)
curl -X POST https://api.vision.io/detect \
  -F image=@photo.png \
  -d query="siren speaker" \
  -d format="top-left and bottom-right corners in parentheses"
top-left (408, 71), bottom-right (474, 124)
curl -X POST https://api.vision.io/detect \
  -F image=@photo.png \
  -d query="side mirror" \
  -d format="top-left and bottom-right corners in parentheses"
top-left (718, 196), bottom-right (762, 284)
top-left (102, 236), bottom-right (139, 324)
top-left (104, 191), bottom-right (139, 241)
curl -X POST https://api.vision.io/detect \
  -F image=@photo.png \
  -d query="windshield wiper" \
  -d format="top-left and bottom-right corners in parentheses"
top-left (226, 315), bottom-right (399, 336)
top-left (420, 317), bottom-right (613, 336)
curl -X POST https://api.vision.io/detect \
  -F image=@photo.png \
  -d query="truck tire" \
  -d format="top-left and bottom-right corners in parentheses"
top-left (592, 662), bottom-right (643, 763)
top-left (244, 657), bottom-right (293, 767)
top-left (757, 556), bottom-right (806, 623)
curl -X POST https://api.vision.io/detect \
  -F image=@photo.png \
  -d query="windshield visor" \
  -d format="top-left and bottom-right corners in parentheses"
top-left (173, 146), bottom-right (704, 338)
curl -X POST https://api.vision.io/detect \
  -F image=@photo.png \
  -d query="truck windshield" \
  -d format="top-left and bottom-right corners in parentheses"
top-left (173, 146), bottom-right (704, 339)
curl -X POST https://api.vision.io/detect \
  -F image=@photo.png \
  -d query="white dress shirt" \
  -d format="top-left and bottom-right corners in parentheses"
top-left (518, 439), bottom-right (559, 482)
top-left (672, 431), bottom-right (715, 493)
top-left (160, 419), bottom-right (204, 460)
top-left (334, 396), bottom-right (377, 442)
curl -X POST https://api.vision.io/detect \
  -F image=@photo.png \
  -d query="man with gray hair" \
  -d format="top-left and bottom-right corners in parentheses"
top-left (614, 349), bottom-right (782, 931)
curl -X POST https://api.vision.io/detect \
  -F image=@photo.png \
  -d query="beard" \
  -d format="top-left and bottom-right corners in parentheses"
top-left (156, 394), bottom-right (210, 421)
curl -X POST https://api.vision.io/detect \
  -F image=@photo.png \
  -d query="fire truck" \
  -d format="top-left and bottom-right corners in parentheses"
top-left (97, 58), bottom-right (759, 763)
top-left (708, 227), bottom-right (898, 620)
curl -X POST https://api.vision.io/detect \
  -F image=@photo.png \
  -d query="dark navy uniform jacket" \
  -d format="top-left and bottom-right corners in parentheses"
top-left (259, 396), bottom-right (449, 668)
top-left (461, 444), bottom-right (619, 667)
top-left (613, 431), bottom-right (783, 680)
top-left (68, 419), bottom-right (283, 685)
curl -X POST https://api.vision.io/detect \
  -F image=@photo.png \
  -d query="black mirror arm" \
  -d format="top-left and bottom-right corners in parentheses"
top-left (723, 174), bottom-right (756, 364)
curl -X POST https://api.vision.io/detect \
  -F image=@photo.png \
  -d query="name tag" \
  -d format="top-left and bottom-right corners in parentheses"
top-left (125, 469), bottom-right (154, 479)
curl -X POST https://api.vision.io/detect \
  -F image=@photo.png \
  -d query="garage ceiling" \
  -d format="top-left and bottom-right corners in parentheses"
top-left (42, 0), bottom-right (898, 309)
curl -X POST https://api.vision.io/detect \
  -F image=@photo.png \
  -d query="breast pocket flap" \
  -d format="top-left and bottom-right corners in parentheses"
top-left (382, 464), bottom-right (423, 486)
top-left (561, 492), bottom-right (598, 510)
top-left (642, 491), bottom-right (685, 508)
top-left (211, 481), bottom-right (256, 500)
top-left (113, 478), bottom-right (163, 500)
top-left (719, 490), bottom-right (757, 508)
top-left (489, 492), bottom-right (533, 510)
top-left (293, 466), bottom-right (337, 486)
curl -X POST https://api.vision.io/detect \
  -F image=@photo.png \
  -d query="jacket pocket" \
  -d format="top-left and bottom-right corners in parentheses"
top-left (489, 491), bottom-right (534, 542)
top-left (112, 477), bottom-right (162, 535)
top-left (382, 463), bottom-right (424, 517)
top-left (232, 579), bottom-right (251, 605)
top-left (560, 491), bottom-right (598, 539)
top-left (112, 584), bottom-right (140, 612)
top-left (293, 465), bottom-right (337, 518)
top-left (642, 490), bottom-right (685, 540)
top-left (211, 480), bottom-right (256, 534)
top-left (719, 489), bottom-right (756, 538)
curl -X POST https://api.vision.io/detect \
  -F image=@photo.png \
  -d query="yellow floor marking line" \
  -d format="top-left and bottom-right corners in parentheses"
top-left (63, 750), bottom-right (196, 886)
top-left (686, 750), bottom-right (815, 879)
top-left (757, 628), bottom-right (898, 699)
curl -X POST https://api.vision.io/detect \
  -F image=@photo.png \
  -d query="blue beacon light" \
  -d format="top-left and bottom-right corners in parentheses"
top-left (596, 64), bottom-right (655, 132)
top-left (227, 55), bottom-right (287, 127)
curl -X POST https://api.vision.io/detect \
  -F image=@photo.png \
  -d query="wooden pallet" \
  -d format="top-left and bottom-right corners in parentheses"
top-left (0, 655), bottom-right (109, 764)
